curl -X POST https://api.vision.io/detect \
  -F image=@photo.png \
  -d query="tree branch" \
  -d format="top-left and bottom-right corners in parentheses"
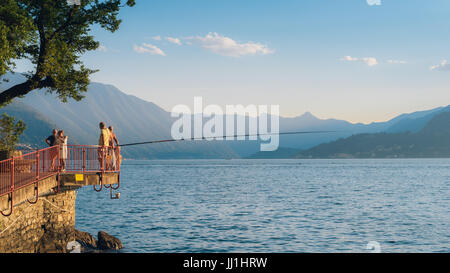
top-left (0, 77), bottom-right (54, 105)
top-left (48, 6), bottom-right (79, 41)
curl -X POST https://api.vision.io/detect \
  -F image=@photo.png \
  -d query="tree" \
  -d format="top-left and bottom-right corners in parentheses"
top-left (0, 0), bottom-right (135, 107)
top-left (0, 113), bottom-right (26, 152)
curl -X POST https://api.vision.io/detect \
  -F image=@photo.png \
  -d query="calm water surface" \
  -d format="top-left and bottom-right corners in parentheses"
top-left (75, 159), bottom-right (450, 253)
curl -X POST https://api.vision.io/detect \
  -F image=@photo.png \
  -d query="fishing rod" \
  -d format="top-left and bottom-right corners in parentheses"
top-left (118, 131), bottom-right (338, 148)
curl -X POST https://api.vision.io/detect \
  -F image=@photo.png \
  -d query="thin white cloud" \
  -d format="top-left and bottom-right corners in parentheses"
top-left (166, 37), bottom-right (182, 45)
top-left (133, 43), bottom-right (166, 56)
top-left (362, 57), bottom-right (378, 66)
top-left (367, 0), bottom-right (381, 6)
top-left (342, 56), bottom-right (358, 62)
top-left (341, 56), bottom-right (378, 67)
top-left (430, 60), bottom-right (450, 71)
top-left (152, 36), bottom-right (162, 41)
top-left (387, 60), bottom-right (407, 64)
top-left (185, 32), bottom-right (275, 57)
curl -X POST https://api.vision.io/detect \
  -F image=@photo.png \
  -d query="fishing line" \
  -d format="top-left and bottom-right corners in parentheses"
top-left (118, 131), bottom-right (339, 148)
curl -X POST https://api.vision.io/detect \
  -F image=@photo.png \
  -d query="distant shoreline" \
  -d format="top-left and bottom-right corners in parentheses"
top-left (121, 157), bottom-right (450, 161)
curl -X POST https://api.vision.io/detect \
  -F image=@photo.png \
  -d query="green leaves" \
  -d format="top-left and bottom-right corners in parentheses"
top-left (0, 0), bottom-right (36, 77)
top-left (0, 113), bottom-right (26, 152)
top-left (0, 0), bottom-right (134, 105)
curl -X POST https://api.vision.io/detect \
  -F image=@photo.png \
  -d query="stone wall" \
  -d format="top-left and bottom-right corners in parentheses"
top-left (0, 190), bottom-right (77, 253)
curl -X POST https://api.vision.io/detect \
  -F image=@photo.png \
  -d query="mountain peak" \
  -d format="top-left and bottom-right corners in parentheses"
top-left (301, 111), bottom-right (317, 119)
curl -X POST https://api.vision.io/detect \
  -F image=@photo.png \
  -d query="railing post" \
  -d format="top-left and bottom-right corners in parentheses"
top-left (42, 148), bottom-right (46, 171)
top-left (82, 149), bottom-right (86, 172)
top-left (10, 158), bottom-right (14, 194)
top-left (0, 159), bottom-right (14, 217)
top-left (36, 152), bottom-right (40, 181)
top-left (57, 146), bottom-right (60, 173)
top-left (102, 147), bottom-right (105, 172)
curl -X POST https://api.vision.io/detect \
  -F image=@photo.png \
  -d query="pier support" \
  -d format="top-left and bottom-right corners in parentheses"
top-left (0, 173), bottom-right (119, 253)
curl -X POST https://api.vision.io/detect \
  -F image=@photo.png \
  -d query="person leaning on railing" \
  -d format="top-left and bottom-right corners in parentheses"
top-left (98, 122), bottom-right (114, 170)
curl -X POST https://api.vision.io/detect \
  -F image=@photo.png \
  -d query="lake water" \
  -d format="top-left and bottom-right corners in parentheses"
top-left (75, 159), bottom-right (450, 253)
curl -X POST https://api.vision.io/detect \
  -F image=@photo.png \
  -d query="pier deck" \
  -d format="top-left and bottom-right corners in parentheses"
top-left (0, 145), bottom-right (120, 216)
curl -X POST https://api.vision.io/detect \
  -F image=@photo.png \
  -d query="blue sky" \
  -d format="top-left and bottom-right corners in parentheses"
top-left (26, 0), bottom-right (450, 123)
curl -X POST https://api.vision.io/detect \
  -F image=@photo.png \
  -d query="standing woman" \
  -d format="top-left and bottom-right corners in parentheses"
top-left (56, 130), bottom-right (68, 172)
top-left (108, 126), bottom-right (121, 170)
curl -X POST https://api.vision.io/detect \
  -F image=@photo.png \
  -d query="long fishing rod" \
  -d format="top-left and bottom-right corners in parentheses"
top-left (118, 131), bottom-right (338, 148)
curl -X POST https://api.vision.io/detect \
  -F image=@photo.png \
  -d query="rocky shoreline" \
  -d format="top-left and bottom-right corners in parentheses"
top-left (72, 230), bottom-right (123, 253)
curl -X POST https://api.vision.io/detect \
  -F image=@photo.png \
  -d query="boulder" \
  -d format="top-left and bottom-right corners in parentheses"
top-left (97, 231), bottom-right (123, 250)
top-left (75, 230), bottom-right (97, 249)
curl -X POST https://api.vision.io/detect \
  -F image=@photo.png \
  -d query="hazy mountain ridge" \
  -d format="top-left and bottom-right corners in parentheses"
top-left (1, 101), bottom-right (65, 146)
top-left (295, 111), bottom-right (450, 159)
top-left (1, 73), bottom-right (238, 159)
top-left (239, 106), bottom-right (450, 157)
top-left (2, 72), bottom-right (449, 159)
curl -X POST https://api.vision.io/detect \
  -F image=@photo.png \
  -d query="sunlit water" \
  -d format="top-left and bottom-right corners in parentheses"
top-left (75, 159), bottom-right (450, 253)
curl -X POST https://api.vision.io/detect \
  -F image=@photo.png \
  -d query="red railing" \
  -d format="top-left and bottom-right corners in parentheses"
top-left (0, 144), bottom-right (120, 216)
top-left (1, 146), bottom-right (59, 198)
top-left (64, 145), bottom-right (120, 173)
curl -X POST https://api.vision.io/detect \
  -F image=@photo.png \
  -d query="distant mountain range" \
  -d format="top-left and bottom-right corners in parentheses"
top-left (295, 111), bottom-right (450, 158)
top-left (1, 73), bottom-right (237, 159)
top-left (1, 72), bottom-right (449, 159)
top-left (237, 105), bottom-right (450, 158)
